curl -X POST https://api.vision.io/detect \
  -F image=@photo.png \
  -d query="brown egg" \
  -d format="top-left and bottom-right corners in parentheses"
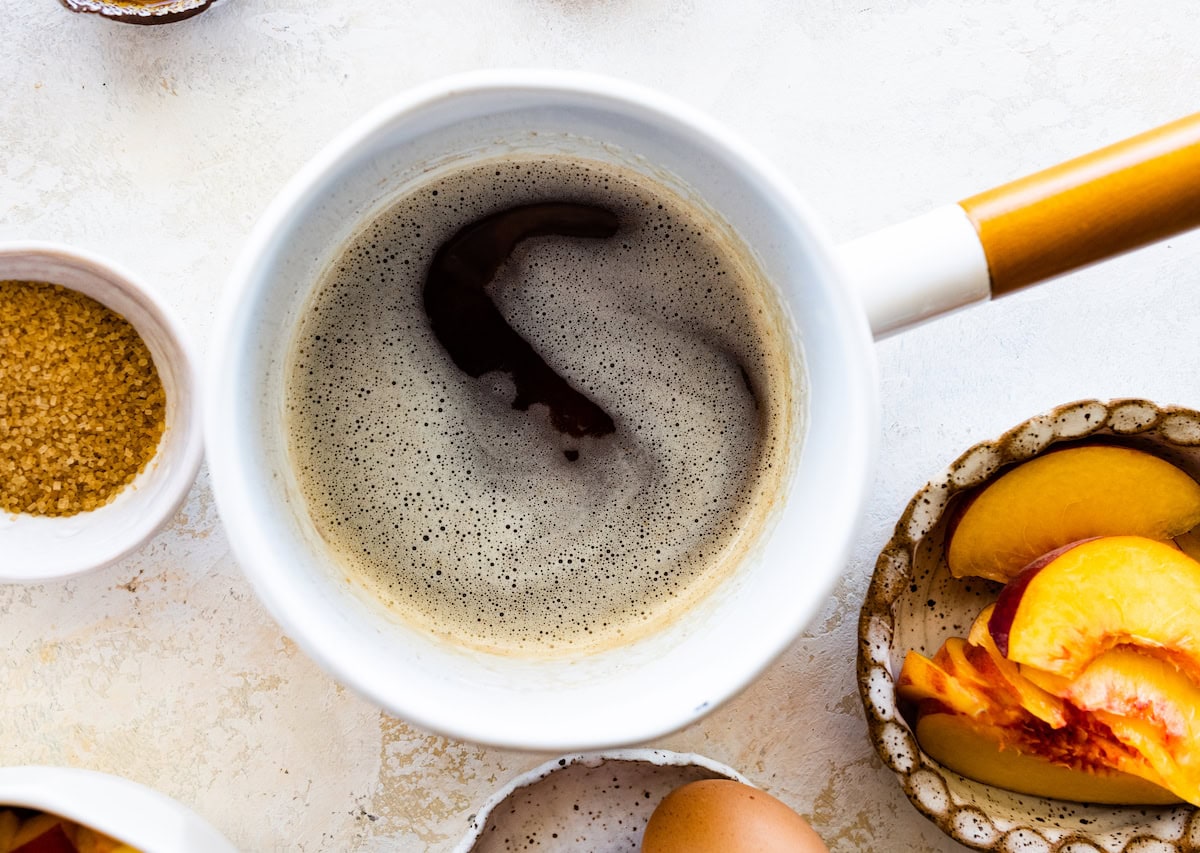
top-left (641, 779), bottom-right (830, 853)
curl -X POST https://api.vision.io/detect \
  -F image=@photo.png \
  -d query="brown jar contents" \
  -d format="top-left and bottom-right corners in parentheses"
top-left (0, 280), bottom-right (166, 517)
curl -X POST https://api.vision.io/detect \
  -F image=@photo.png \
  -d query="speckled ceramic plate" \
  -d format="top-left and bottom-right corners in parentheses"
top-left (858, 399), bottom-right (1200, 853)
top-left (452, 749), bottom-right (748, 852)
top-left (58, 0), bottom-right (218, 25)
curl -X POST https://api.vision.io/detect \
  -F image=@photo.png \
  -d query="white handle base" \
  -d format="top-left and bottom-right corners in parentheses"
top-left (837, 204), bottom-right (992, 339)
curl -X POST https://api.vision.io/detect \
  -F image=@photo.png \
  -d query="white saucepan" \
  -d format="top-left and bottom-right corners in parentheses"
top-left (207, 70), bottom-right (1200, 750)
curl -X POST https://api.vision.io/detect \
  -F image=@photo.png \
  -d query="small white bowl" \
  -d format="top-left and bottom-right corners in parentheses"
top-left (0, 243), bottom-right (203, 582)
top-left (0, 765), bottom-right (237, 853)
top-left (453, 749), bottom-right (748, 853)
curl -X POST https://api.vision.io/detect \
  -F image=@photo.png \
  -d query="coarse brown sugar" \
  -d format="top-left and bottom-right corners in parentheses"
top-left (0, 280), bottom-right (166, 516)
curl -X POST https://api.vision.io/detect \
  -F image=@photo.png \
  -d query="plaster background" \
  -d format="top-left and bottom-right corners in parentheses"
top-left (2, 1), bottom-right (1199, 850)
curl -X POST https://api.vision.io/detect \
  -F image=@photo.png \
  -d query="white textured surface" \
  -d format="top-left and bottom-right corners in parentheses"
top-left (2, 2), bottom-right (1199, 851)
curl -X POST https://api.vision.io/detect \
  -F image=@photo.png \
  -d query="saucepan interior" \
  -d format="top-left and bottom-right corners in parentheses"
top-left (208, 71), bottom-right (877, 749)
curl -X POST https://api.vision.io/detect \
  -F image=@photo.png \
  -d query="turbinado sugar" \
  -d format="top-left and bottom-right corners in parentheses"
top-left (0, 280), bottom-right (166, 516)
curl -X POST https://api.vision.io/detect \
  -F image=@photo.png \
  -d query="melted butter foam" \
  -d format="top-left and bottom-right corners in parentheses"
top-left (285, 155), bottom-right (793, 656)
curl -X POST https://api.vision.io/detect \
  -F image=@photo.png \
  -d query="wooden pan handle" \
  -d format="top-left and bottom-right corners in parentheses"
top-left (959, 113), bottom-right (1200, 296)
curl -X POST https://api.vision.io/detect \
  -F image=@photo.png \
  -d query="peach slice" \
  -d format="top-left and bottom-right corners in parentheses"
top-left (946, 445), bottom-right (1200, 582)
top-left (928, 635), bottom-right (1061, 726)
top-left (932, 636), bottom-right (988, 689)
top-left (1022, 646), bottom-right (1200, 740)
top-left (1021, 646), bottom-right (1200, 806)
top-left (990, 536), bottom-right (1200, 682)
top-left (896, 650), bottom-right (991, 717)
top-left (903, 641), bottom-right (1038, 728)
top-left (899, 636), bottom-right (1068, 735)
top-left (966, 605), bottom-right (1068, 728)
top-left (1093, 711), bottom-right (1200, 807)
top-left (899, 624), bottom-right (1182, 803)
top-left (915, 712), bottom-right (1180, 805)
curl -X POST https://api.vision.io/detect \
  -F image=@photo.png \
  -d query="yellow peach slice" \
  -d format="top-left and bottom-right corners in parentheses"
top-left (1023, 647), bottom-right (1200, 739)
top-left (1093, 711), bottom-right (1200, 807)
top-left (966, 605), bottom-right (1068, 728)
top-left (930, 635), bottom-right (1058, 724)
top-left (931, 638), bottom-right (1018, 709)
top-left (947, 445), bottom-right (1200, 582)
top-left (896, 650), bottom-right (991, 716)
top-left (990, 536), bottom-right (1200, 682)
top-left (1021, 646), bottom-right (1200, 806)
top-left (914, 712), bottom-right (1180, 804)
top-left (932, 636), bottom-right (985, 687)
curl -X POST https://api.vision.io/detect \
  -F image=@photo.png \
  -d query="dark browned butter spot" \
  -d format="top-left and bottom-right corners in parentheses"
top-left (423, 202), bottom-right (620, 450)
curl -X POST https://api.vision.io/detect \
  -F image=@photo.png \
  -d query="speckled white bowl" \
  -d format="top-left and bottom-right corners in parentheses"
top-left (452, 749), bottom-right (749, 853)
top-left (58, 0), bottom-right (220, 25)
top-left (858, 399), bottom-right (1200, 852)
top-left (0, 765), bottom-right (237, 853)
top-left (0, 243), bottom-right (203, 582)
